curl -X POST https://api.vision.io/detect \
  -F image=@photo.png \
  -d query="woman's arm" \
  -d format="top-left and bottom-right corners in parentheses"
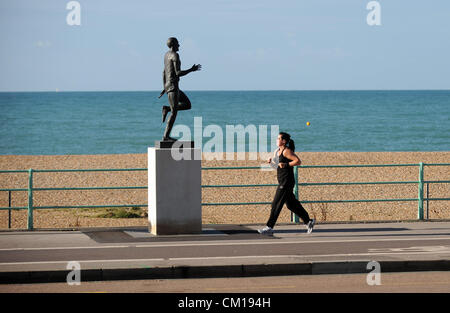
top-left (268, 149), bottom-right (278, 163)
top-left (279, 148), bottom-right (301, 168)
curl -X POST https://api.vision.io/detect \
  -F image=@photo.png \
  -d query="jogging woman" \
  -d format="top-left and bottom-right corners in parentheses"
top-left (258, 132), bottom-right (315, 235)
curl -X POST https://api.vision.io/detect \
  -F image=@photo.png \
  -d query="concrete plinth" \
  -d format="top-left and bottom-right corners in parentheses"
top-left (148, 145), bottom-right (202, 235)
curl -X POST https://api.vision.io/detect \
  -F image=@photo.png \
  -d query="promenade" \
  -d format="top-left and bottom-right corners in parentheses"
top-left (0, 221), bottom-right (449, 285)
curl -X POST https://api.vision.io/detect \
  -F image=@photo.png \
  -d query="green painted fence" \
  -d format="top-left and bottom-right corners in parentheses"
top-left (1, 163), bottom-right (449, 230)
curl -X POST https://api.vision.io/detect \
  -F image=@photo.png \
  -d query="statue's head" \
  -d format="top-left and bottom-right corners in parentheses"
top-left (167, 37), bottom-right (179, 51)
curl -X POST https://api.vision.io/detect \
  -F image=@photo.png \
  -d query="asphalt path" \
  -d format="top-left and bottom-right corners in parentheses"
top-left (2, 272), bottom-right (450, 293)
top-left (0, 221), bottom-right (449, 283)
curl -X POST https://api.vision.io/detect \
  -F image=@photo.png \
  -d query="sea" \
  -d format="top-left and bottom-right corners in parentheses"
top-left (0, 90), bottom-right (449, 155)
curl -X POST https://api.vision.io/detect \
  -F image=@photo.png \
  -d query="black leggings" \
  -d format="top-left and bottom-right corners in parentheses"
top-left (266, 183), bottom-right (311, 228)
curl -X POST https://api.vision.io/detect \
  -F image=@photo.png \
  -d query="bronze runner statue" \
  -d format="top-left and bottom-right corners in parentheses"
top-left (158, 37), bottom-right (201, 141)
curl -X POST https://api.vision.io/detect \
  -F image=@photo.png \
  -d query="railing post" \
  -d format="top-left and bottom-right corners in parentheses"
top-left (426, 182), bottom-right (429, 220)
top-left (27, 169), bottom-right (34, 230)
top-left (292, 165), bottom-right (300, 223)
top-left (8, 190), bottom-right (11, 229)
top-left (417, 162), bottom-right (424, 220)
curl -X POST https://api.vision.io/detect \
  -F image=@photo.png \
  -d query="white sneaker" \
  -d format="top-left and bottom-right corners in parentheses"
top-left (306, 219), bottom-right (315, 234)
top-left (258, 226), bottom-right (274, 236)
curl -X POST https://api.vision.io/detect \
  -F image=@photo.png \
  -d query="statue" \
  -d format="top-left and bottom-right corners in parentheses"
top-left (158, 37), bottom-right (201, 141)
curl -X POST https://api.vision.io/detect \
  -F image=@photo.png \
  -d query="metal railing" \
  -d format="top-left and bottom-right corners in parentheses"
top-left (201, 163), bottom-right (450, 223)
top-left (0, 168), bottom-right (147, 230)
top-left (1, 163), bottom-right (449, 230)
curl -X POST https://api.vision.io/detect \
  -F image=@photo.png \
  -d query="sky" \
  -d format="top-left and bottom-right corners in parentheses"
top-left (0, 0), bottom-right (449, 91)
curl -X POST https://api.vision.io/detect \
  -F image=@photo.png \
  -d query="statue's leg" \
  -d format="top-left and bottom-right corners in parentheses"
top-left (162, 105), bottom-right (170, 123)
top-left (176, 90), bottom-right (191, 111)
top-left (163, 91), bottom-right (178, 140)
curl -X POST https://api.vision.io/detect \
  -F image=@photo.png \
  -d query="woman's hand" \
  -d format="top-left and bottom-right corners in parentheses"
top-left (267, 157), bottom-right (272, 163)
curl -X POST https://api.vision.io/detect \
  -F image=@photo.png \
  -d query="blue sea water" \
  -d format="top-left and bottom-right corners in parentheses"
top-left (0, 90), bottom-right (449, 155)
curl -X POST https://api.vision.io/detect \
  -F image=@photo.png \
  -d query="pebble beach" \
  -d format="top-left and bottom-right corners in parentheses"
top-left (0, 151), bottom-right (449, 230)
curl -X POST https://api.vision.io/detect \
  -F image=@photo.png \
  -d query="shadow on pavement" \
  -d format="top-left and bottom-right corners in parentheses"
top-left (82, 224), bottom-right (278, 244)
top-left (275, 227), bottom-right (410, 234)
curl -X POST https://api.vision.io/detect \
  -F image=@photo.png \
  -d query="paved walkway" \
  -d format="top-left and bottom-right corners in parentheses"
top-left (1, 221), bottom-right (449, 284)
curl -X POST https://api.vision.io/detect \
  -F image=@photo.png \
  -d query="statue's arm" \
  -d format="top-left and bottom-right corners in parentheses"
top-left (158, 70), bottom-right (166, 98)
top-left (173, 53), bottom-right (201, 77)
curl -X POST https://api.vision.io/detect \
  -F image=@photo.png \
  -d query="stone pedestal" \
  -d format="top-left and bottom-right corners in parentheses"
top-left (148, 142), bottom-right (201, 235)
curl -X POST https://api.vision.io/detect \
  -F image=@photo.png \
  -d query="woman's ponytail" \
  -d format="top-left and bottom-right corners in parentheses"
top-left (279, 132), bottom-right (295, 151)
top-left (288, 139), bottom-right (295, 152)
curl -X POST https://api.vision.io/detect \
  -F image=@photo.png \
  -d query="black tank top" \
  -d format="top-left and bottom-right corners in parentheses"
top-left (277, 147), bottom-right (295, 186)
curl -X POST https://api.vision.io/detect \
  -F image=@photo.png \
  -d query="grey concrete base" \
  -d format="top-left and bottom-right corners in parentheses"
top-left (148, 147), bottom-right (202, 235)
top-left (148, 220), bottom-right (202, 236)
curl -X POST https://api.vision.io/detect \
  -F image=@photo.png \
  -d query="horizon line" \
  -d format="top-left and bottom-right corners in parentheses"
top-left (1, 88), bottom-right (450, 93)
